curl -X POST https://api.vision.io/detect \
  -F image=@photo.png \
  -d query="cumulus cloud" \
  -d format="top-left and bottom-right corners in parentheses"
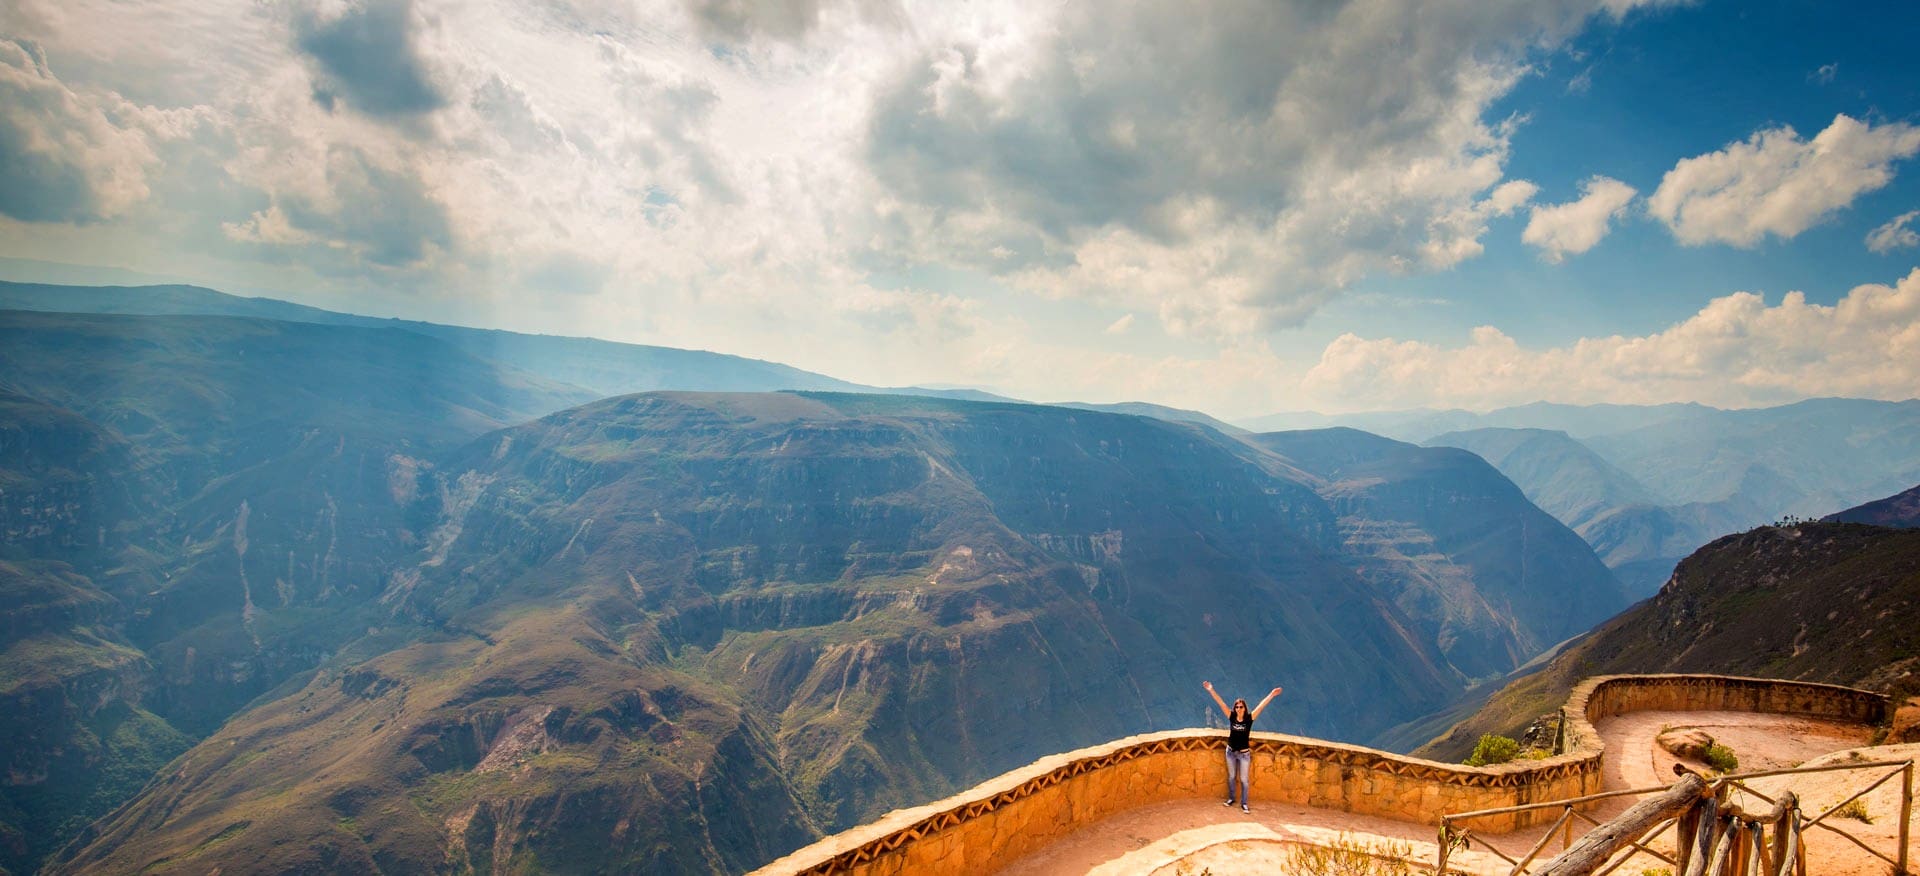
top-left (864, 0), bottom-right (1675, 338)
top-left (1648, 114), bottom-right (1920, 247)
top-left (1303, 268), bottom-right (1920, 410)
top-left (0, 39), bottom-right (158, 222)
top-left (292, 0), bottom-right (447, 120)
top-left (1866, 211), bottom-right (1919, 254)
top-left (1522, 175), bottom-right (1637, 262)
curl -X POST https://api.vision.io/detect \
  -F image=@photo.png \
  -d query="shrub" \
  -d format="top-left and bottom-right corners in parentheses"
top-left (1704, 743), bottom-right (1738, 773)
top-left (1465, 734), bottom-right (1520, 767)
top-left (1837, 798), bottom-right (1873, 823)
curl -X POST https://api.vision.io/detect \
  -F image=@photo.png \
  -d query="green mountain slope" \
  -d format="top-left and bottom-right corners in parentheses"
top-left (1412, 520), bottom-right (1920, 762)
top-left (1822, 483), bottom-right (1920, 528)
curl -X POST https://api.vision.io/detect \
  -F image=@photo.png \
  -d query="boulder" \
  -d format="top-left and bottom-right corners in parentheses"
top-left (1889, 697), bottom-right (1920, 745)
top-left (1656, 728), bottom-right (1715, 760)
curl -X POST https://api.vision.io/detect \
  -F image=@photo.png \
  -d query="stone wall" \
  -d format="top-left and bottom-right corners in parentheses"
top-left (1563, 674), bottom-right (1888, 756)
top-left (752, 675), bottom-right (1889, 876)
top-left (752, 730), bottom-right (1599, 875)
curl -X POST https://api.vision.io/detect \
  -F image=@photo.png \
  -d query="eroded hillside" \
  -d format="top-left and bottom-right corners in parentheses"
top-left (41, 390), bottom-right (1626, 873)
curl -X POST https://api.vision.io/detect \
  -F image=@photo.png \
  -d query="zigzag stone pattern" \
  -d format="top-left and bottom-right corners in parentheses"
top-left (752, 674), bottom-right (1890, 876)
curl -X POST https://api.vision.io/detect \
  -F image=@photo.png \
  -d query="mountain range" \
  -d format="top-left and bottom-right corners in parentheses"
top-left (1407, 401), bottom-right (1920, 595)
top-left (0, 300), bottom-right (1627, 873)
top-left (4, 281), bottom-right (1913, 873)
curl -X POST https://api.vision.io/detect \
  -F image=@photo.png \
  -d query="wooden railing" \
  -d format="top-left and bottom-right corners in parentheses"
top-left (1438, 760), bottom-right (1915, 875)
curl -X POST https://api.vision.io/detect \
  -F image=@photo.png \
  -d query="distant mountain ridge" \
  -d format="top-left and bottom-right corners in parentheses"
top-left (0, 281), bottom-right (1009, 403)
top-left (1422, 428), bottom-right (1655, 533)
top-left (1408, 400), bottom-right (1920, 595)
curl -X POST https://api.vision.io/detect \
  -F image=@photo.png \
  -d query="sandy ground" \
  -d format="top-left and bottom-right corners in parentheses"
top-left (992, 711), bottom-right (1915, 875)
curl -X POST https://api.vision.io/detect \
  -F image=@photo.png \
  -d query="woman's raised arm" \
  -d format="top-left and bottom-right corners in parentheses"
top-left (1251, 686), bottom-right (1282, 720)
top-left (1202, 680), bottom-right (1230, 718)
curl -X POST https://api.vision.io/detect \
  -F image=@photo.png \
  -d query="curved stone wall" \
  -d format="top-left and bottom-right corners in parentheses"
top-left (1561, 673), bottom-right (1889, 757)
top-left (752, 674), bottom-right (1889, 876)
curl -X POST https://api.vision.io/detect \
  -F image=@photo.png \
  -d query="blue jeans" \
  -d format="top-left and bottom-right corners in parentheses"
top-left (1224, 748), bottom-right (1251, 805)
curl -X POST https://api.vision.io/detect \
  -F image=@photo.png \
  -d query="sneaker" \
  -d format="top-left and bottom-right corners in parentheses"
top-left (1223, 798), bottom-right (1234, 807)
top-left (1241, 804), bottom-right (1250, 813)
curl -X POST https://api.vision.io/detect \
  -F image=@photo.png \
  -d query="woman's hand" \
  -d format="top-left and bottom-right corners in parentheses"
top-left (1203, 681), bottom-right (1214, 692)
top-left (1270, 687), bottom-right (1282, 698)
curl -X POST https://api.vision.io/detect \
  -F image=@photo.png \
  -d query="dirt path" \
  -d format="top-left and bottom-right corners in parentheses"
top-left (991, 711), bottom-right (1913, 875)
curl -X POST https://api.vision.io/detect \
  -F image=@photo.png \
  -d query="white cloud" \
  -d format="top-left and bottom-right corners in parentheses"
top-left (1647, 114), bottom-right (1920, 247)
top-left (0, 40), bottom-right (161, 222)
top-left (1302, 268), bottom-right (1920, 410)
top-left (1866, 211), bottom-right (1920, 254)
top-left (1522, 175), bottom-right (1637, 262)
top-left (1104, 313), bottom-right (1134, 334)
top-left (1810, 62), bottom-right (1839, 84)
top-left (862, 0), bottom-right (1674, 339)
top-left (0, 0), bottom-right (1726, 413)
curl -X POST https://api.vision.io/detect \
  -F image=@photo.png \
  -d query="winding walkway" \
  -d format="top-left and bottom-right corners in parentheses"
top-left (996, 711), bottom-right (1907, 875)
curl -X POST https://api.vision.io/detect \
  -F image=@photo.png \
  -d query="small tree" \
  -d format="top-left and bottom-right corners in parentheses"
top-left (1465, 734), bottom-right (1520, 767)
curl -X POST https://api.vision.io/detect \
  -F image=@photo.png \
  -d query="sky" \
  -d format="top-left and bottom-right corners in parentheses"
top-left (1, 0), bottom-right (1918, 419)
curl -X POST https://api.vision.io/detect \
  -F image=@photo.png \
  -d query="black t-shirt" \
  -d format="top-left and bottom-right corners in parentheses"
top-left (1227, 714), bottom-right (1252, 751)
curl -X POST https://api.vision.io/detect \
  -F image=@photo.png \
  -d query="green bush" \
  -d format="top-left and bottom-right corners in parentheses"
top-left (1465, 734), bottom-right (1520, 767)
top-left (1704, 743), bottom-right (1738, 773)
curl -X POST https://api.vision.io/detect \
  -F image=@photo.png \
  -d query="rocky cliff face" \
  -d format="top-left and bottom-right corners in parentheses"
top-left (1252, 429), bottom-right (1631, 680)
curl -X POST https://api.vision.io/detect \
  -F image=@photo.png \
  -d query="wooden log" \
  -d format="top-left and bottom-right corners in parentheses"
top-left (1705, 818), bottom-right (1740, 876)
top-left (1537, 773), bottom-right (1708, 876)
top-left (1684, 799), bottom-right (1725, 876)
top-left (1766, 791), bottom-right (1796, 873)
top-left (1677, 800), bottom-right (1701, 874)
top-left (1774, 817), bottom-right (1799, 876)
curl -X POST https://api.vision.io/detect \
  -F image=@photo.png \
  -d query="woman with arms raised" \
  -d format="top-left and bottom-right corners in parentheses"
top-left (1202, 681), bottom-right (1281, 813)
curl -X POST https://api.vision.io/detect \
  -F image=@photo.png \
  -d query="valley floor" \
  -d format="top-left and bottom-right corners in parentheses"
top-left (993, 711), bottom-right (1912, 875)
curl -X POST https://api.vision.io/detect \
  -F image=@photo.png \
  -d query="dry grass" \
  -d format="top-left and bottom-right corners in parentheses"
top-left (1282, 834), bottom-right (1415, 876)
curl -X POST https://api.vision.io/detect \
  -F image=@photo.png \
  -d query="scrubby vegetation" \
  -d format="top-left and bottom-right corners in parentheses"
top-left (1703, 743), bottom-right (1738, 773)
top-left (1465, 734), bottom-right (1520, 766)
